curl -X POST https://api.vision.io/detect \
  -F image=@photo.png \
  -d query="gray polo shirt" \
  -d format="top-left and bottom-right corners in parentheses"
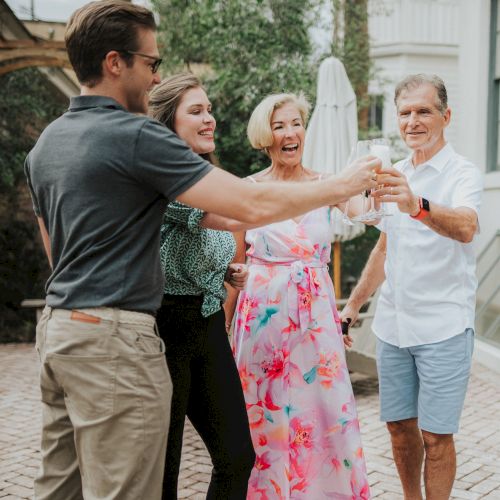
top-left (25, 96), bottom-right (212, 314)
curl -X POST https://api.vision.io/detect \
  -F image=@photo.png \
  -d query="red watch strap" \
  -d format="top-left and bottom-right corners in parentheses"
top-left (411, 196), bottom-right (430, 220)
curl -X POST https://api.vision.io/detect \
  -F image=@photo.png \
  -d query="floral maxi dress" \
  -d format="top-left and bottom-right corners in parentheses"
top-left (232, 206), bottom-right (370, 499)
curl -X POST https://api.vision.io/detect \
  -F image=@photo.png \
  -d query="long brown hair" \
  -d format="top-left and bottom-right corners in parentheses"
top-left (149, 73), bottom-right (218, 165)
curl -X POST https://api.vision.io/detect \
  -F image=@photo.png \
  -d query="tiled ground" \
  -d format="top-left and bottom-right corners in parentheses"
top-left (1, 343), bottom-right (499, 499)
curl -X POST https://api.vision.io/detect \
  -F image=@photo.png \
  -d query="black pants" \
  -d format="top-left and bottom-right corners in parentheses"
top-left (156, 295), bottom-right (255, 500)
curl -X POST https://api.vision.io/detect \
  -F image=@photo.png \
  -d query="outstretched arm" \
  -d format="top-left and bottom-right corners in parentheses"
top-left (177, 156), bottom-right (381, 225)
top-left (200, 214), bottom-right (250, 232)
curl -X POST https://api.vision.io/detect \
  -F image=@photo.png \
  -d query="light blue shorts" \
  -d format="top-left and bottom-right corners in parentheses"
top-left (376, 329), bottom-right (474, 434)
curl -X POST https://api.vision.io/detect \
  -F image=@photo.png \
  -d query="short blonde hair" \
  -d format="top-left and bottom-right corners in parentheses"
top-left (247, 93), bottom-right (310, 150)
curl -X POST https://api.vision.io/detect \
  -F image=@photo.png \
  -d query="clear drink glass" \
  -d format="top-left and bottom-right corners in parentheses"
top-left (341, 139), bottom-right (394, 223)
top-left (341, 140), bottom-right (372, 225)
top-left (367, 138), bottom-right (393, 219)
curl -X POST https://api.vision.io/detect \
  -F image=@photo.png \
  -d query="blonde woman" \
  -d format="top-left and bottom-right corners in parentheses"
top-left (231, 93), bottom-right (371, 499)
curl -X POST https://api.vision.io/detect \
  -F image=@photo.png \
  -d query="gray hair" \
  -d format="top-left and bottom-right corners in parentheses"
top-left (394, 74), bottom-right (448, 114)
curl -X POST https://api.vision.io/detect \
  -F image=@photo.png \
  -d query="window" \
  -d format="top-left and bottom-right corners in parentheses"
top-left (368, 94), bottom-right (384, 134)
top-left (487, 0), bottom-right (500, 172)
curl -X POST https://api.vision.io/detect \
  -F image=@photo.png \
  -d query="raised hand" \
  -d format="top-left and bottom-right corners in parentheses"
top-left (372, 168), bottom-right (420, 215)
top-left (337, 155), bottom-right (382, 199)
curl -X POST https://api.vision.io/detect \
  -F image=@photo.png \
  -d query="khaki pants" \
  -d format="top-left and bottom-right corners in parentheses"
top-left (34, 307), bottom-right (172, 500)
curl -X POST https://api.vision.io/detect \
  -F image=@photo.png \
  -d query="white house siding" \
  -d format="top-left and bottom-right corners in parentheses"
top-left (368, 0), bottom-right (459, 150)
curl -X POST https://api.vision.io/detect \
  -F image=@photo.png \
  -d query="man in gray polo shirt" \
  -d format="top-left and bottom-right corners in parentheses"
top-left (25, 1), bottom-right (382, 499)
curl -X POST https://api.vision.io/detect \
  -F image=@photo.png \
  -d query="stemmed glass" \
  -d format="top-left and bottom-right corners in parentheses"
top-left (341, 141), bottom-right (370, 225)
top-left (366, 138), bottom-right (392, 219)
top-left (341, 139), bottom-right (393, 224)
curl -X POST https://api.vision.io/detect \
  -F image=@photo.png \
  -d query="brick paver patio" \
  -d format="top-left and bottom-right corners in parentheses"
top-left (1, 343), bottom-right (499, 499)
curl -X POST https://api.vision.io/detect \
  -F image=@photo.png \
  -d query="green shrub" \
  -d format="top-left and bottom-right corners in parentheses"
top-left (0, 68), bottom-right (66, 342)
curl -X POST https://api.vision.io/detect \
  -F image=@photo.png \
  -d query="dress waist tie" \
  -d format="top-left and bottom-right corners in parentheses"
top-left (247, 258), bottom-right (326, 327)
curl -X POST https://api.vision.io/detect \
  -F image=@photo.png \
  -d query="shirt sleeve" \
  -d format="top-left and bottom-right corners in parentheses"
top-left (133, 118), bottom-right (213, 201)
top-left (450, 162), bottom-right (483, 215)
top-left (24, 154), bottom-right (41, 216)
top-left (163, 202), bottom-right (204, 233)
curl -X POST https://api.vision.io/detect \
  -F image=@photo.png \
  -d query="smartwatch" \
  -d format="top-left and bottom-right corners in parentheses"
top-left (410, 197), bottom-right (430, 220)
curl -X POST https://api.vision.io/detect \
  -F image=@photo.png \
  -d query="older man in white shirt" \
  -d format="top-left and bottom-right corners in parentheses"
top-left (341, 74), bottom-right (483, 500)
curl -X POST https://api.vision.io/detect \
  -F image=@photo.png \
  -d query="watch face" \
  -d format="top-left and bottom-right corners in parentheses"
top-left (422, 198), bottom-right (430, 211)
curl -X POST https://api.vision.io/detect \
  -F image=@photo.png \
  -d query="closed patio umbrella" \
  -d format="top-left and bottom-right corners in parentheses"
top-left (302, 56), bottom-right (364, 297)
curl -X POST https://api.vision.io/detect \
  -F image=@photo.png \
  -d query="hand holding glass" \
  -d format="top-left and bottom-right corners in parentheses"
top-left (342, 139), bottom-right (393, 223)
top-left (365, 138), bottom-right (392, 219)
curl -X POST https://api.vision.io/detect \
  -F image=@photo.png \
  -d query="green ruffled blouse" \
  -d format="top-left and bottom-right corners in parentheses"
top-left (159, 201), bottom-right (236, 317)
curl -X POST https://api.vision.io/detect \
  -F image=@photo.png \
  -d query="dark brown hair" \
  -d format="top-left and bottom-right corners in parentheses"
top-left (65, 0), bottom-right (156, 87)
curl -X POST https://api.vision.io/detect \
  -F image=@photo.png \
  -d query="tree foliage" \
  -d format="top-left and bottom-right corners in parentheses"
top-left (331, 0), bottom-right (370, 130)
top-left (0, 68), bottom-right (66, 192)
top-left (152, 0), bottom-right (317, 177)
top-left (0, 68), bottom-right (66, 342)
top-left (152, 0), bottom-right (378, 295)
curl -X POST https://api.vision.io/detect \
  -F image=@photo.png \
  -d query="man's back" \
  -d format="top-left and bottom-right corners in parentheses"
top-left (25, 96), bottom-right (212, 313)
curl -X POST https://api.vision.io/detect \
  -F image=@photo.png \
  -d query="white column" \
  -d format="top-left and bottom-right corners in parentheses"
top-left (456, 0), bottom-right (490, 169)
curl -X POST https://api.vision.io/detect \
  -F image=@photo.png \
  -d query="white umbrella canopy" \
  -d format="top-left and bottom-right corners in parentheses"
top-left (302, 56), bottom-right (365, 241)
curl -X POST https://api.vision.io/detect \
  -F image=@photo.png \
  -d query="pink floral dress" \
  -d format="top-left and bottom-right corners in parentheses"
top-left (232, 206), bottom-right (370, 499)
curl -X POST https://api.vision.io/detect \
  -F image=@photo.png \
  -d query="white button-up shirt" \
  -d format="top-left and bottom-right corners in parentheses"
top-left (372, 143), bottom-right (483, 348)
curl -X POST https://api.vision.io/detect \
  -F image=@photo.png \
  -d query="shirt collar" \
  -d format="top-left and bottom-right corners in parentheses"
top-left (402, 143), bottom-right (454, 174)
top-left (68, 95), bottom-right (127, 112)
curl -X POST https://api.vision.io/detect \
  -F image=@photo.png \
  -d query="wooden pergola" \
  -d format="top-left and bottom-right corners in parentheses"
top-left (0, 0), bottom-right (78, 97)
top-left (0, 39), bottom-right (71, 76)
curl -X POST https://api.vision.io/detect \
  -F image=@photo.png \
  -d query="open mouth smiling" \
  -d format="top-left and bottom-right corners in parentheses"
top-left (282, 143), bottom-right (299, 152)
top-left (199, 129), bottom-right (214, 137)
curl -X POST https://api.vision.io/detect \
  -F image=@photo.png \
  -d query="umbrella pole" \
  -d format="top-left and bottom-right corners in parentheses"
top-left (333, 241), bottom-right (341, 299)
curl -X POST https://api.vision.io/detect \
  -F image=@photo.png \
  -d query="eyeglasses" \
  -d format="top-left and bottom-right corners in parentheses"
top-left (121, 50), bottom-right (163, 74)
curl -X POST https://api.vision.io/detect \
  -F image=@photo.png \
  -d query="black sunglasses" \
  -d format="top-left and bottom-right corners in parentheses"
top-left (120, 50), bottom-right (162, 73)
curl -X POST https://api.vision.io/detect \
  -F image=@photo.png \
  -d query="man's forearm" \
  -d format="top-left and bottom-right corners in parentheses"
top-left (178, 159), bottom-right (380, 226)
top-left (247, 176), bottom-right (354, 225)
top-left (201, 213), bottom-right (253, 232)
top-left (418, 204), bottom-right (477, 243)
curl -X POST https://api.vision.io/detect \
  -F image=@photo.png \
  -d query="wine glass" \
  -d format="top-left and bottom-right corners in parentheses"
top-left (348, 140), bottom-right (384, 223)
top-left (340, 141), bottom-right (372, 225)
top-left (367, 138), bottom-right (393, 218)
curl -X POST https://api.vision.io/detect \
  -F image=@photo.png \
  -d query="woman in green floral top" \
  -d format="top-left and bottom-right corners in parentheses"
top-left (149, 74), bottom-right (255, 499)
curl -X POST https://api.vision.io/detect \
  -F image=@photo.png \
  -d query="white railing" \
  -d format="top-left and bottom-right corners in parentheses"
top-left (476, 231), bottom-right (500, 345)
